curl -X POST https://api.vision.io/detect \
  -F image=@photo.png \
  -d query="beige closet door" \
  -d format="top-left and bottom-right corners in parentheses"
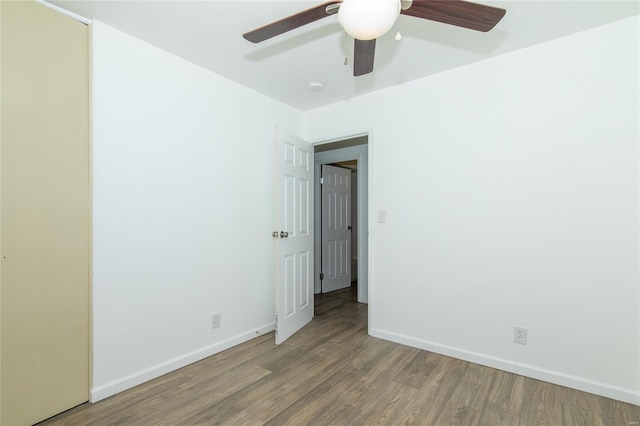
top-left (1, 1), bottom-right (90, 425)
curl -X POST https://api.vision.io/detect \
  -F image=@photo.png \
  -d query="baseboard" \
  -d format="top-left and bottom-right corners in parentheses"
top-left (90, 322), bottom-right (275, 402)
top-left (370, 328), bottom-right (640, 406)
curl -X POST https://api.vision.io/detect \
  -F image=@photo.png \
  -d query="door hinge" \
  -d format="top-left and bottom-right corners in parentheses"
top-left (320, 272), bottom-right (324, 280)
top-left (320, 177), bottom-right (324, 185)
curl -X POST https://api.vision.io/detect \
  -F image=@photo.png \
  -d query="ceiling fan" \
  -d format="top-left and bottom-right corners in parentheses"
top-left (243, 0), bottom-right (506, 77)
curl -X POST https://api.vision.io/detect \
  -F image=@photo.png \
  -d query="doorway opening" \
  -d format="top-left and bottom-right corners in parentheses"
top-left (313, 135), bottom-right (368, 306)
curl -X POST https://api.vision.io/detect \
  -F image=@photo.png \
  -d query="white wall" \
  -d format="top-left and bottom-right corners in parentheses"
top-left (91, 21), bottom-right (301, 401)
top-left (303, 16), bottom-right (640, 404)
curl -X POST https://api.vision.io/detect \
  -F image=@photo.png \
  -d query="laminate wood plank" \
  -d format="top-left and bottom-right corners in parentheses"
top-left (306, 402), bottom-right (363, 425)
top-left (341, 345), bottom-right (421, 406)
top-left (313, 285), bottom-right (359, 317)
top-left (223, 410), bottom-right (265, 426)
top-left (309, 322), bottom-right (369, 358)
top-left (246, 350), bottom-right (361, 421)
top-left (46, 363), bottom-right (272, 426)
top-left (430, 362), bottom-right (495, 425)
top-left (132, 364), bottom-right (273, 425)
top-left (476, 369), bottom-right (525, 425)
top-left (248, 320), bottom-right (393, 422)
top-left (394, 350), bottom-right (444, 390)
top-left (599, 395), bottom-right (640, 426)
top-left (176, 353), bottom-right (327, 425)
top-left (349, 352), bottom-right (458, 425)
top-left (384, 354), bottom-right (457, 425)
top-left (39, 371), bottom-right (191, 425)
top-left (284, 346), bottom-right (418, 425)
top-left (181, 332), bottom-right (274, 373)
top-left (348, 336), bottom-right (398, 372)
top-left (352, 381), bottom-right (419, 425)
top-left (269, 321), bottom-right (357, 358)
top-left (337, 345), bottom-right (429, 425)
top-left (261, 365), bottom-right (365, 425)
top-left (560, 387), bottom-right (606, 425)
top-left (517, 375), bottom-right (563, 425)
top-left (409, 357), bottom-right (470, 424)
top-left (257, 346), bottom-right (316, 372)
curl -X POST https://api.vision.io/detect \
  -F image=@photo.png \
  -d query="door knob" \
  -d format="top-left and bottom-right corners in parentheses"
top-left (280, 231), bottom-right (289, 238)
top-left (272, 231), bottom-right (279, 238)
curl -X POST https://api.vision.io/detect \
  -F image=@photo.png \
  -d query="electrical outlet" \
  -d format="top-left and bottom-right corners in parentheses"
top-left (211, 313), bottom-right (221, 329)
top-left (514, 326), bottom-right (527, 345)
top-left (377, 210), bottom-right (387, 223)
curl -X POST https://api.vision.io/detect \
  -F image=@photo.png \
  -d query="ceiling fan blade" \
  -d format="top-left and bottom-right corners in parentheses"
top-left (401, 0), bottom-right (506, 32)
top-left (353, 39), bottom-right (376, 77)
top-left (243, 1), bottom-right (342, 43)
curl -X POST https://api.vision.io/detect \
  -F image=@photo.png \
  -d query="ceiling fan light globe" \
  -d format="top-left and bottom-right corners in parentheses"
top-left (338, 0), bottom-right (400, 40)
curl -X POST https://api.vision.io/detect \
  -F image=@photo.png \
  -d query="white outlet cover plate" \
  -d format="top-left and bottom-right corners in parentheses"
top-left (514, 326), bottom-right (527, 345)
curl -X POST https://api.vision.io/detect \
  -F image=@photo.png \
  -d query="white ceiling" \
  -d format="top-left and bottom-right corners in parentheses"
top-left (50, 0), bottom-right (638, 111)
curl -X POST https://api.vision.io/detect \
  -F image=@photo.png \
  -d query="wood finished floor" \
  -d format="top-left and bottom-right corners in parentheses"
top-left (42, 285), bottom-right (640, 426)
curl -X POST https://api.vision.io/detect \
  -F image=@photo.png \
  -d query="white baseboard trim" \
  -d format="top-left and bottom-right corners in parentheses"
top-left (90, 322), bottom-right (275, 403)
top-left (370, 328), bottom-right (640, 406)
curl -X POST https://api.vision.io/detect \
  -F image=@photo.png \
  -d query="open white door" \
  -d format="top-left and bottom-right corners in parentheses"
top-left (321, 164), bottom-right (352, 293)
top-left (275, 129), bottom-right (314, 345)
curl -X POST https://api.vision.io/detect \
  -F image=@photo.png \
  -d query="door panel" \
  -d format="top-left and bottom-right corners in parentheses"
top-left (275, 130), bottom-right (314, 345)
top-left (321, 165), bottom-right (352, 293)
top-left (1, 2), bottom-right (90, 424)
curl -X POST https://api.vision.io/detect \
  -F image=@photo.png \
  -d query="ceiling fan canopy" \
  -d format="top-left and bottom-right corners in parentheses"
top-left (243, 0), bottom-right (506, 77)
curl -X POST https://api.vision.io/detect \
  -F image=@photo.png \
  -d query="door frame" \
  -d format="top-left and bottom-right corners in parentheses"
top-left (313, 140), bottom-right (369, 304)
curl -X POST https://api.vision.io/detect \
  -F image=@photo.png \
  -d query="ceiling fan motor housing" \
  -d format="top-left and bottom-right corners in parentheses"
top-left (338, 0), bottom-right (401, 40)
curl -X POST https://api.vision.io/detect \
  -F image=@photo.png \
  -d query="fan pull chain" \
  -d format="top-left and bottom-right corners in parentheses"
top-left (394, 22), bottom-right (402, 41)
top-left (342, 29), bottom-right (350, 67)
